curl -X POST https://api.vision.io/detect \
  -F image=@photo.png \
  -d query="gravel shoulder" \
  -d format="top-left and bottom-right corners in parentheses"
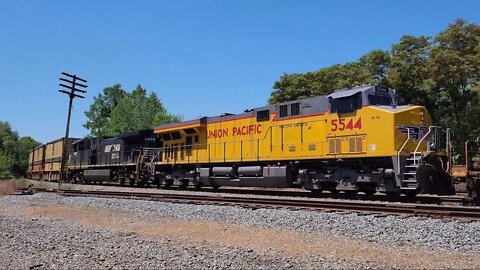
top-left (1, 192), bottom-right (479, 269)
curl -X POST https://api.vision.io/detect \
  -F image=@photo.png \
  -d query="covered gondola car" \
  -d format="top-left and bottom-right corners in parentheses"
top-left (27, 145), bottom-right (45, 180)
top-left (152, 85), bottom-right (454, 195)
top-left (27, 137), bottom-right (78, 181)
top-left (43, 137), bottom-right (78, 181)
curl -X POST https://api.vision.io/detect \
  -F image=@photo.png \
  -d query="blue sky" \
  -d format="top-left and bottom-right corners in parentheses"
top-left (1, 0), bottom-right (479, 143)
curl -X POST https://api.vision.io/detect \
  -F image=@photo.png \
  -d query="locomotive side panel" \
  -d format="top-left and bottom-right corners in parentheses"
top-left (156, 101), bottom-right (422, 166)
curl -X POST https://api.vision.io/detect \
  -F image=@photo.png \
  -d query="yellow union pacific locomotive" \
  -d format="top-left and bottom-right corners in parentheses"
top-left (153, 85), bottom-right (454, 195)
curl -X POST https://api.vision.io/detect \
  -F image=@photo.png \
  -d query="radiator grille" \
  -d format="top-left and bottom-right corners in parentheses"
top-left (329, 138), bottom-right (342, 154)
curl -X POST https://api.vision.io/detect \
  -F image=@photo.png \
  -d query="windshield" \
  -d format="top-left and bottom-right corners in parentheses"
top-left (368, 94), bottom-right (392, 106)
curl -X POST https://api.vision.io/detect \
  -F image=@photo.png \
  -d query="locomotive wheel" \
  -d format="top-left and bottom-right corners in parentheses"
top-left (358, 184), bottom-right (376, 196)
top-left (310, 189), bottom-right (323, 195)
top-left (179, 179), bottom-right (189, 189)
top-left (75, 175), bottom-right (82, 184)
top-left (119, 178), bottom-right (125, 186)
top-left (155, 175), bottom-right (164, 189)
top-left (385, 191), bottom-right (401, 196)
top-left (416, 164), bottom-right (435, 194)
top-left (434, 171), bottom-right (455, 195)
top-left (194, 182), bottom-right (203, 190)
top-left (403, 189), bottom-right (419, 197)
top-left (164, 178), bottom-right (174, 188)
top-left (467, 177), bottom-right (480, 205)
top-left (361, 189), bottom-right (376, 196)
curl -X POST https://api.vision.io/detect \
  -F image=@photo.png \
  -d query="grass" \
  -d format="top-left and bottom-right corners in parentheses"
top-left (0, 178), bottom-right (30, 196)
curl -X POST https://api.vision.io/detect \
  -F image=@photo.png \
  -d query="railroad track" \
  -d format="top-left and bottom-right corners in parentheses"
top-left (39, 180), bottom-right (466, 205)
top-left (35, 188), bottom-right (480, 222)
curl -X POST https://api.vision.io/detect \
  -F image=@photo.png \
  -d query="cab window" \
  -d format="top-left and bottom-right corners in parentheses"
top-left (368, 95), bottom-right (391, 106)
top-left (256, 110), bottom-right (270, 122)
top-left (330, 93), bottom-right (362, 113)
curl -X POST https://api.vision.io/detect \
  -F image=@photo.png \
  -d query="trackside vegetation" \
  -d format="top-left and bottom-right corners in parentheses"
top-left (0, 121), bottom-right (41, 179)
top-left (84, 84), bottom-right (182, 137)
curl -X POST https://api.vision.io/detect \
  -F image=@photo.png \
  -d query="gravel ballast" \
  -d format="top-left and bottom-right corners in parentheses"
top-left (1, 214), bottom-right (343, 270)
top-left (1, 192), bottom-right (479, 269)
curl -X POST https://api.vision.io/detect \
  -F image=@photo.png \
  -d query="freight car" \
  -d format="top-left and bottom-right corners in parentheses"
top-left (66, 130), bottom-right (162, 186)
top-left (27, 145), bottom-right (45, 180)
top-left (151, 85), bottom-right (454, 196)
top-left (27, 137), bottom-right (78, 181)
top-left (44, 138), bottom-right (78, 181)
top-left (451, 137), bottom-right (480, 204)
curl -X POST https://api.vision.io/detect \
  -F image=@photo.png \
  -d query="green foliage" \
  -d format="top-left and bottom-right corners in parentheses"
top-left (84, 84), bottom-right (182, 136)
top-left (427, 19), bottom-right (480, 158)
top-left (389, 35), bottom-right (431, 106)
top-left (0, 154), bottom-right (13, 179)
top-left (269, 18), bottom-right (480, 160)
top-left (0, 121), bottom-right (41, 179)
top-left (268, 51), bottom-right (389, 104)
top-left (84, 84), bottom-right (127, 137)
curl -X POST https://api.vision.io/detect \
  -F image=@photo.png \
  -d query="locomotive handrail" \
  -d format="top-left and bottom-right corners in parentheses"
top-left (397, 128), bottom-right (411, 173)
top-left (413, 126), bottom-right (436, 166)
top-left (446, 128), bottom-right (451, 172)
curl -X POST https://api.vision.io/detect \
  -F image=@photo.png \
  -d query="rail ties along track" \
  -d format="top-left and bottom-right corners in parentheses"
top-left (36, 189), bottom-right (480, 222)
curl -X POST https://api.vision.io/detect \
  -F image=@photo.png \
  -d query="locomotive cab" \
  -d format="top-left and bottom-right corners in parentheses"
top-left (328, 85), bottom-right (396, 114)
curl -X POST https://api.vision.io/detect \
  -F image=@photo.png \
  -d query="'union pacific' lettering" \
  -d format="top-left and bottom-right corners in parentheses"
top-left (233, 124), bottom-right (262, 136)
top-left (207, 128), bottom-right (229, 139)
top-left (207, 124), bottom-right (262, 139)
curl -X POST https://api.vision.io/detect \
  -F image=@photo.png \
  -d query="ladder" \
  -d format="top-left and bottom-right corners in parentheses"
top-left (401, 152), bottom-right (422, 191)
top-left (135, 148), bottom-right (160, 185)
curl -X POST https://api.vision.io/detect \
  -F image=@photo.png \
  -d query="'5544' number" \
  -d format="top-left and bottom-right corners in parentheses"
top-left (331, 117), bottom-right (362, 131)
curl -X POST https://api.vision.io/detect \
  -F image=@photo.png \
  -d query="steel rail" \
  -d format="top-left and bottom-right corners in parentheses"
top-left (42, 180), bottom-right (466, 205)
top-left (37, 189), bottom-right (480, 222)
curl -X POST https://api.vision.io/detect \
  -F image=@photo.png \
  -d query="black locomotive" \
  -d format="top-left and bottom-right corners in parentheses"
top-left (67, 130), bottom-right (162, 186)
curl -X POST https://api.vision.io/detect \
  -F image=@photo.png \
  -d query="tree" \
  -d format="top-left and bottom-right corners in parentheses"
top-left (84, 84), bottom-right (182, 136)
top-left (358, 49), bottom-right (391, 85)
top-left (0, 121), bottom-right (41, 179)
top-left (16, 137), bottom-right (41, 176)
top-left (388, 35), bottom-right (431, 106)
top-left (84, 84), bottom-right (127, 137)
top-left (428, 19), bottom-right (480, 159)
top-left (0, 154), bottom-right (12, 179)
top-left (268, 51), bottom-right (389, 104)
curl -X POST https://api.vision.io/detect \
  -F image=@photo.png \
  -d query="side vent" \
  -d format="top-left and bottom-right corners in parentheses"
top-left (348, 136), bottom-right (364, 153)
top-left (328, 138), bottom-right (342, 154)
top-left (349, 138), bottom-right (356, 152)
top-left (356, 137), bottom-right (363, 152)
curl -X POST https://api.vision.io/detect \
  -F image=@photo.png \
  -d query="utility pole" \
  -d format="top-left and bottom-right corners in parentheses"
top-left (58, 72), bottom-right (87, 186)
